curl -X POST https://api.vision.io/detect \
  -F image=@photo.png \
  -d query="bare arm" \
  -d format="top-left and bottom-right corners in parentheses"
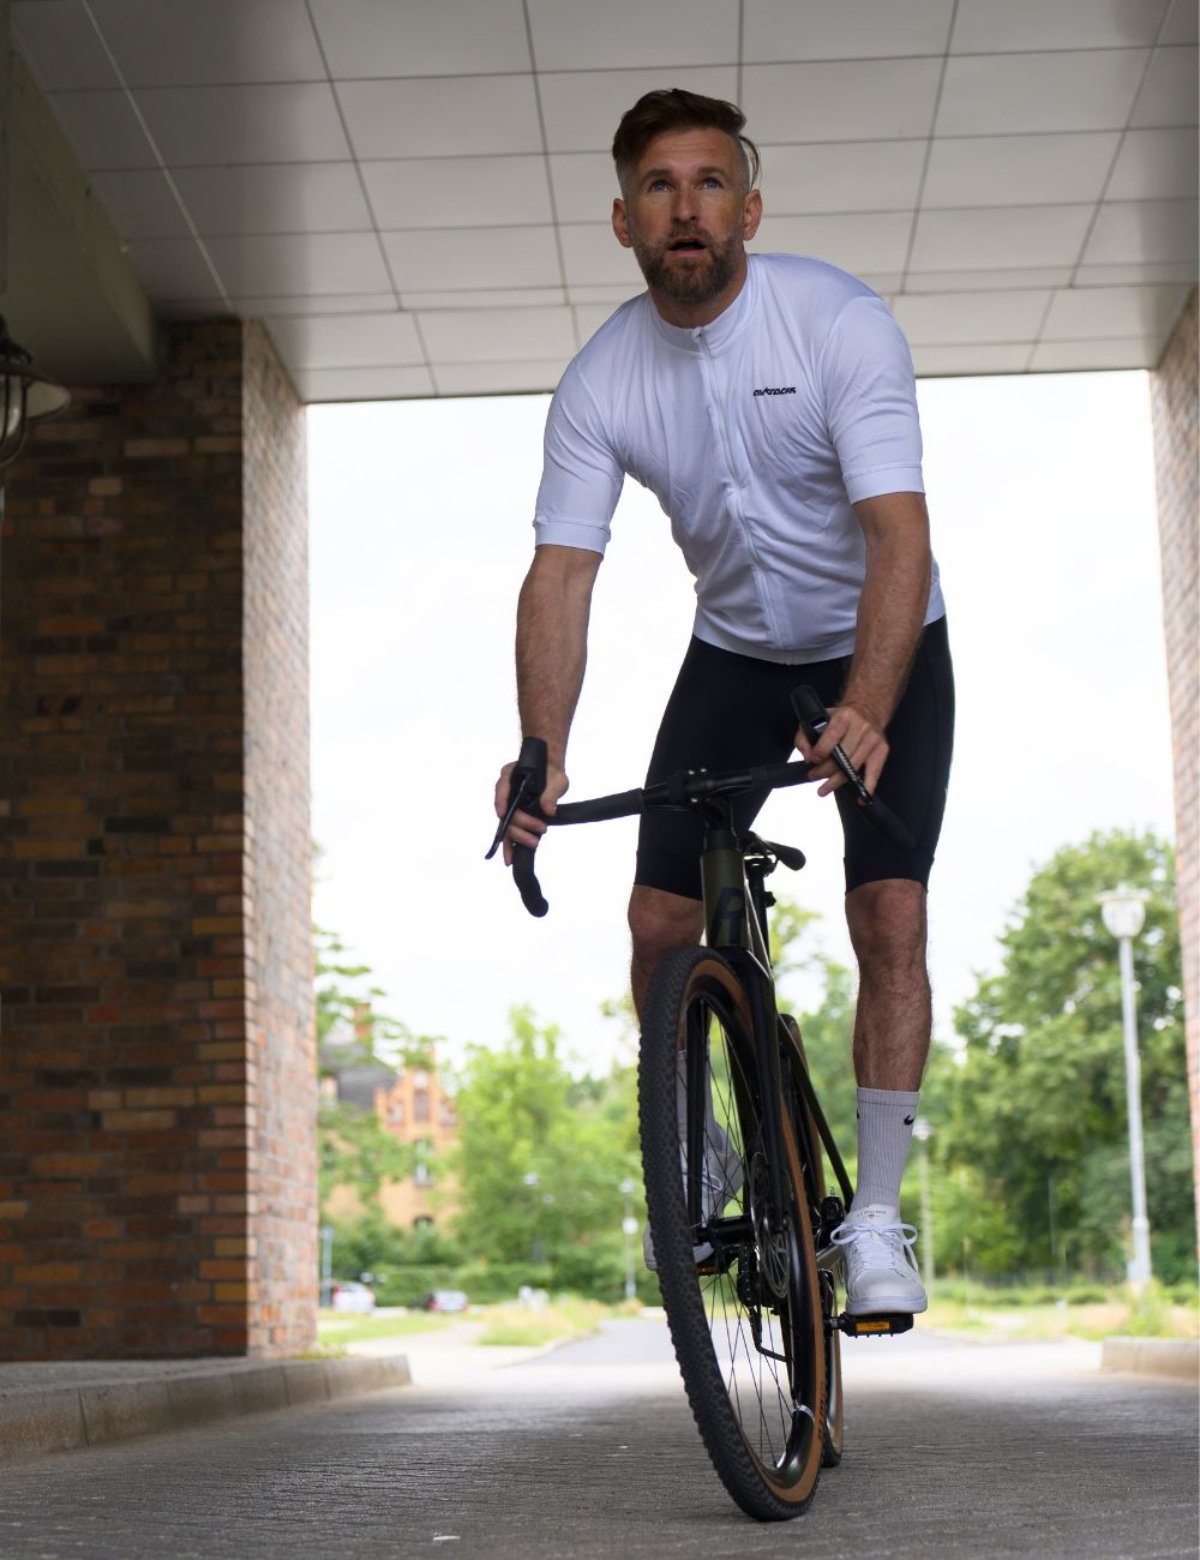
top-left (798, 491), bottom-right (931, 795)
top-left (495, 544), bottom-right (603, 855)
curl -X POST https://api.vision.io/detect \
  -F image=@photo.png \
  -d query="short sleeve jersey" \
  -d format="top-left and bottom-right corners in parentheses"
top-left (533, 253), bottom-right (944, 664)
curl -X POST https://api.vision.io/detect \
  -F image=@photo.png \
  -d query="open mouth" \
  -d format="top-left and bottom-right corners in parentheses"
top-left (668, 237), bottom-right (708, 254)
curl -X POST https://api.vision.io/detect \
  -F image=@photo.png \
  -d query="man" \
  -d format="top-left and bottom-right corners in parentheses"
top-left (494, 89), bottom-right (954, 1317)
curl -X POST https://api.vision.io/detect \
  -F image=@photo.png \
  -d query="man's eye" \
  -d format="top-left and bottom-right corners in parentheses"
top-left (648, 179), bottom-right (669, 191)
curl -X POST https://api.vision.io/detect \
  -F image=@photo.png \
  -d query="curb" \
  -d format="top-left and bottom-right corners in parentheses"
top-left (1101, 1336), bottom-right (1199, 1382)
top-left (0, 1355), bottom-right (411, 1462)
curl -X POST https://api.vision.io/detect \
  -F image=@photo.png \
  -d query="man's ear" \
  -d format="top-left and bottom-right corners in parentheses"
top-left (612, 197), bottom-right (632, 250)
top-left (742, 188), bottom-right (763, 242)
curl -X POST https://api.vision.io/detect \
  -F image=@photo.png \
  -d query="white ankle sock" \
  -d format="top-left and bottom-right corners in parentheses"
top-left (852, 1087), bottom-right (919, 1212)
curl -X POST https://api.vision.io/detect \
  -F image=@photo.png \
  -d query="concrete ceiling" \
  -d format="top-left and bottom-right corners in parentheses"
top-left (7, 0), bottom-right (1199, 400)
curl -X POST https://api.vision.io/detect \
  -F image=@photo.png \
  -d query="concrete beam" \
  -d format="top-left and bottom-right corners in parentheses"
top-left (0, 46), bottom-right (159, 383)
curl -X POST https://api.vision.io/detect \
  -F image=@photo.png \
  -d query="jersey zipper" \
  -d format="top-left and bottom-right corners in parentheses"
top-left (695, 327), bottom-right (784, 648)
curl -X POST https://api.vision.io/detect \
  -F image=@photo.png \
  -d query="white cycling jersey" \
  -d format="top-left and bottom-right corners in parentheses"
top-left (533, 252), bottom-right (944, 664)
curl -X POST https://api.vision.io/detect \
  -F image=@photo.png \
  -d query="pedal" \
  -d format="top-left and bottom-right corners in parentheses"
top-left (836, 1312), bottom-right (914, 1338)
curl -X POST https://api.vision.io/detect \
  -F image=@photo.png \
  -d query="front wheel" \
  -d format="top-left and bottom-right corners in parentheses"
top-left (639, 947), bottom-right (827, 1521)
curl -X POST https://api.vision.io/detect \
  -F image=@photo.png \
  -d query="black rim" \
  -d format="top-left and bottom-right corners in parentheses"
top-left (684, 980), bottom-right (824, 1493)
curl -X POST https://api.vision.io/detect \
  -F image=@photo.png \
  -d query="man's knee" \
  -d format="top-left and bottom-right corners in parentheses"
top-left (845, 879), bottom-right (928, 976)
top-left (628, 885), bottom-right (704, 961)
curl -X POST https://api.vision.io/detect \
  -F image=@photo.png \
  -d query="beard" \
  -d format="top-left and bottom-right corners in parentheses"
top-left (629, 224), bottom-right (744, 307)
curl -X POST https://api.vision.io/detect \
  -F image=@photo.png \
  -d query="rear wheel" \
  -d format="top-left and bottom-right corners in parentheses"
top-left (640, 947), bottom-right (827, 1521)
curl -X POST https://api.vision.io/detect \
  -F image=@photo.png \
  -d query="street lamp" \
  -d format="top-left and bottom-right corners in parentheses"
top-left (911, 1118), bottom-right (934, 1296)
top-left (1098, 886), bottom-right (1152, 1288)
top-left (620, 1178), bottom-right (638, 1302)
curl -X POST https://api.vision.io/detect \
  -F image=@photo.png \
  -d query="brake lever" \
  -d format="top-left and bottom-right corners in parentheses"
top-left (485, 738), bottom-right (549, 860)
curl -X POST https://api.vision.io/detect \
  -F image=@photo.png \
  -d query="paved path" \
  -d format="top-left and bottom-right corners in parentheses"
top-left (0, 1318), bottom-right (1195, 1559)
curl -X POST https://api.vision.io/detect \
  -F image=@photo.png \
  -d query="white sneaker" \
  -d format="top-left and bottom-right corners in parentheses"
top-left (644, 1125), bottom-right (744, 1272)
top-left (832, 1204), bottom-right (927, 1315)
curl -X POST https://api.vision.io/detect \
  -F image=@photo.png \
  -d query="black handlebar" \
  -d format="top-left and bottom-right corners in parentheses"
top-left (490, 684), bottom-right (915, 915)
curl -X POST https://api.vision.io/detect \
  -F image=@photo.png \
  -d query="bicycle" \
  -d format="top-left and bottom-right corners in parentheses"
top-left (488, 686), bottom-right (916, 1521)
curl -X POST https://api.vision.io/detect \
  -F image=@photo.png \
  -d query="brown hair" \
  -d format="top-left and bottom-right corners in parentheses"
top-left (611, 88), bottom-right (760, 195)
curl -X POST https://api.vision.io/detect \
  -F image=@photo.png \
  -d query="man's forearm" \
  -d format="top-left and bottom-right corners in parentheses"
top-left (515, 547), bottom-right (601, 771)
top-left (843, 499), bottom-right (932, 728)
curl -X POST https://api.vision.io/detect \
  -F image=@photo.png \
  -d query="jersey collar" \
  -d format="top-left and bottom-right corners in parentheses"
top-left (648, 256), bottom-right (758, 353)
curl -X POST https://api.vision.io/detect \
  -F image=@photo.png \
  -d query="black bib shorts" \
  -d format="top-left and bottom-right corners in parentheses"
top-left (634, 616), bottom-right (955, 900)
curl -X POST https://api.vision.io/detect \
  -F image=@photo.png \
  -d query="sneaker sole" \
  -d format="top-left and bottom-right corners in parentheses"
top-left (844, 1295), bottom-right (928, 1316)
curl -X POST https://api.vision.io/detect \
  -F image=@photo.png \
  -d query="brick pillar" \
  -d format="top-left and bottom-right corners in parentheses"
top-left (0, 320), bottom-right (316, 1358)
top-left (1149, 286), bottom-right (1199, 1245)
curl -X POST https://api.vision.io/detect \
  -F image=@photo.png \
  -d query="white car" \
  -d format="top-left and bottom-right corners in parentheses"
top-left (330, 1280), bottom-right (376, 1314)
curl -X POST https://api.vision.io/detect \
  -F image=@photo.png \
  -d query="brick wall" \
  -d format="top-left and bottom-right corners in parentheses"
top-left (1149, 286), bottom-right (1199, 1238)
top-left (0, 321), bottom-right (315, 1357)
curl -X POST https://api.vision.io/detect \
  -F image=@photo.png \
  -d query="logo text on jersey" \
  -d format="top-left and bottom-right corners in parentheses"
top-left (753, 386), bottom-right (796, 396)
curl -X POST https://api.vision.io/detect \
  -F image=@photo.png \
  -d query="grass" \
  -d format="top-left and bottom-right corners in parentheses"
top-left (475, 1296), bottom-right (634, 1348)
top-left (924, 1282), bottom-right (1198, 1343)
top-left (316, 1309), bottom-right (463, 1350)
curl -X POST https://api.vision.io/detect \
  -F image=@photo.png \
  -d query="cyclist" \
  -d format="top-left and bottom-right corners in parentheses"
top-left (494, 88), bottom-right (954, 1319)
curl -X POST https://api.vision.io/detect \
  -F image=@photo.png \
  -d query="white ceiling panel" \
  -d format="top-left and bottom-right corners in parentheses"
top-left (743, 59), bottom-right (942, 143)
top-left (950, 0), bottom-right (1169, 53)
top-left (1030, 337), bottom-right (1160, 371)
top-left (433, 361), bottom-right (566, 396)
top-left (87, 169), bottom-right (192, 240)
top-left (751, 213), bottom-right (913, 274)
top-left (382, 226), bottom-right (562, 292)
top-left (759, 141), bottom-right (926, 215)
top-left (266, 313), bottom-right (424, 371)
top-left (419, 307), bottom-right (576, 364)
top-left (548, 153), bottom-right (621, 225)
top-left (922, 133), bottom-right (1120, 209)
top-left (567, 284), bottom-right (640, 306)
top-left (937, 50), bottom-right (1149, 136)
top-left (173, 164), bottom-right (373, 236)
top-left (1130, 45), bottom-right (1200, 126)
top-left (528, 0), bottom-right (737, 71)
top-left (1076, 260), bottom-right (1200, 287)
top-left (88, 0), bottom-right (325, 86)
top-left (1162, 0), bottom-right (1199, 45)
top-left (16, 4), bottom-right (1197, 397)
top-left (1041, 284), bottom-right (1190, 341)
top-left (231, 293), bottom-right (398, 316)
top-left (400, 288), bottom-right (566, 311)
top-left (203, 233), bottom-right (393, 297)
top-left (291, 365), bottom-right (435, 401)
top-left (905, 267), bottom-right (1074, 292)
top-left (539, 67), bottom-right (739, 154)
top-left (361, 156), bottom-right (553, 231)
top-left (11, 1), bottom-right (121, 91)
top-left (559, 224), bottom-right (646, 287)
top-left (135, 84), bottom-right (351, 167)
top-left (127, 238), bottom-right (221, 301)
top-left (909, 205), bottom-right (1094, 272)
top-left (47, 90), bottom-right (157, 169)
top-left (744, 0), bottom-right (954, 62)
top-left (892, 289), bottom-right (1052, 344)
top-left (338, 76), bottom-right (543, 160)
top-left (309, 0), bottom-right (531, 79)
top-left (574, 302), bottom-right (625, 343)
top-left (1107, 128), bottom-right (1199, 201)
top-left (911, 343), bottom-right (1032, 375)
top-left (1082, 199), bottom-right (1199, 266)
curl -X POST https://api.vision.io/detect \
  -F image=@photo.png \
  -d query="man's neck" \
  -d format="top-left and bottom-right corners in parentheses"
top-left (647, 256), bottom-right (750, 330)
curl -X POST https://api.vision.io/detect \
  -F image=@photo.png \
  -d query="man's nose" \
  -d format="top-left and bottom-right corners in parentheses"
top-left (671, 186), bottom-right (700, 223)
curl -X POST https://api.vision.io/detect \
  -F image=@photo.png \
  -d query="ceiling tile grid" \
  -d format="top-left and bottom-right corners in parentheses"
top-left (8, 0), bottom-right (1196, 396)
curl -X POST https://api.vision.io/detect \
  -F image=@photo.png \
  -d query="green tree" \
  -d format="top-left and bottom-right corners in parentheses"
top-left (450, 1007), bottom-right (641, 1293)
top-left (934, 830), bottom-right (1191, 1281)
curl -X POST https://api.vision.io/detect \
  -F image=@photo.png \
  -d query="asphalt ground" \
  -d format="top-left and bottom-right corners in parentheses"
top-left (0, 1317), bottom-right (1195, 1560)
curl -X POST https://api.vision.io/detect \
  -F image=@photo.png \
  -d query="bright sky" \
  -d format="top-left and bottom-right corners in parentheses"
top-left (307, 367), bottom-right (1174, 1072)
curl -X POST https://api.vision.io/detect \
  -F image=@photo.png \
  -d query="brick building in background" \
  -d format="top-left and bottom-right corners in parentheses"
top-left (322, 1050), bottom-right (459, 1230)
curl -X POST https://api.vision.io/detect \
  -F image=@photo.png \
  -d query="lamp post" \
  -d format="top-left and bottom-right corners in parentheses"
top-left (911, 1118), bottom-right (934, 1296)
top-left (1098, 886), bottom-right (1152, 1288)
top-left (620, 1178), bottom-right (638, 1302)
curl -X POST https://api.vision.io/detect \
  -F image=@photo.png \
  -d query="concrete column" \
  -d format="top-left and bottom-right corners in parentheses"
top-left (0, 320), bottom-right (315, 1358)
top-left (1149, 286), bottom-right (1199, 1250)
